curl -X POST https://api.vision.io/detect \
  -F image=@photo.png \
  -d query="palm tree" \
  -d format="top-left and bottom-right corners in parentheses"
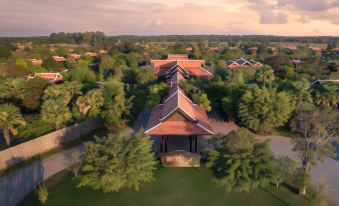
top-left (0, 78), bottom-right (26, 100)
top-left (41, 98), bottom-right (72, 130)
top-left (75, 89), bottom-right (104, 117)
top-left (0, 104), bottom-right (26, 146)
top-left (291, 80), bottom-right (313, 107)
top-left (43, 81), bottom-right (82, 105)
top-left (314, 83), bottom-right (339, 108)
top-left (255, 65), bottom-right (275, 86)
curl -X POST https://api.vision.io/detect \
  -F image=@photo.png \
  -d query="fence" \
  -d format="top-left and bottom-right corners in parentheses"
top-left (0, 119), bottom-right (103, 171)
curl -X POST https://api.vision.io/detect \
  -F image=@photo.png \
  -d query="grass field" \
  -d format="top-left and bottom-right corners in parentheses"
top-left (19, 165), bottom-right (309, 206)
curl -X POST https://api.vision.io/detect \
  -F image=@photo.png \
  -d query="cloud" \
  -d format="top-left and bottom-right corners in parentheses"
top-left (277, 0), bottom-right (339, 11)
top-left (259, 11), bottom-right (288, 24)
top-left (297, 15), bottom-right (309, 23)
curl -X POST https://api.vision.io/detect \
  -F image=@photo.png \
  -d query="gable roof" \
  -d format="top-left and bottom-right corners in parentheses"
top-left (226, 58), bottom-right (263, 68)
top-left (145, 86), bottom-right (213, 135)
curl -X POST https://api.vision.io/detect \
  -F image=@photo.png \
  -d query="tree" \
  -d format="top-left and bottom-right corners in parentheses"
top-left (146, 82), bottom-right (168, 108)
top-left (313, 83), bottom-right (339, 108)
top-left (192, 93), bottom-right (211, 112)
top-left (290, 105), bottom-right (338, 195)
top-left (0, 104), bottom-right (26, 146)
top-left (43, 81), bottom-right (82, 105)
top-left (15, 58), bottom-right (28, 69)
top-left (136, 69), bottom-right (156, 86)
top-left (254, 65), bottom-right (275, 86)
top-left (41, 98), bottom-right (72, 130)
top-left (0, 78), bottom-right (26, 101)
top-left (206, 129), bottom-right (278, 192)
top-left (238, 86), bottom-right (293, 134)
top-left (36, 185), bottom-right (48, 204)
top-left (0, 46), bottom-right (11, 59)
top-left (22, 77), bottom-right (49, 110)
top-left (77, 129), bottom-right (157, 192)
top-left (290, 80), bottom-right (313, 107)
top-left (101, 81), bottom-right (133, 126)
top-left (309, 178), bottom-right (332, 206)
top-left (74, 89), bottom-right (104, 119)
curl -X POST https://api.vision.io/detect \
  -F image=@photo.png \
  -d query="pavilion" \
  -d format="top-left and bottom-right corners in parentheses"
top-left (145, 54), bottom-right (214, 154)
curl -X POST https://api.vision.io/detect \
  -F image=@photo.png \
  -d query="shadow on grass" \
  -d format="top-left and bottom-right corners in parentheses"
top-left (260, 186), bottom-right (292, 206)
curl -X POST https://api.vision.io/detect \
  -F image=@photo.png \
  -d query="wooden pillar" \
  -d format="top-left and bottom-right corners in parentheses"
top-left (189, 136), bottom-right (192, 153)
top-left (160, 136), bottom-right (163, 153)
top-left (195, 135), bottom-right (198, 153)
top-left (165, 136), bottom-right (168, 153)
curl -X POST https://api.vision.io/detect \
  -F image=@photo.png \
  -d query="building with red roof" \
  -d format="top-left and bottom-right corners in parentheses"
top-left (85, 52), bottom-right (97, 57)
top-left (53, 56), bottom-right (67, 62)
top-left (226, 58), bottom-right (263, 69)
top-left (27, 73), bottom-right (63, 83)
top-left (309, 47), bottom-right (321, 52)
top-left (28, 59), bottom-right (43, 66)
top-left (146, 54), bottom-right (214, 154)
top-left (70, 54), bottom-right (81, 59)
top-left (151, 54), bottom-right (213, 78)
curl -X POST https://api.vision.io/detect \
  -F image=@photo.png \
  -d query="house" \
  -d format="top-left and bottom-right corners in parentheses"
top-left (53, 56), bottom-right (67, 62)
top-left (28, 59), bottom-right (43, 66)
top-left (309, 47), bottom-right (321, 52)
top-left (99, 50), bottom-right (107, 54)
top-left (292, 59), bottom-right (303, 65)
top-left (267, 47), bottom-right (278, 54)
top-left (151, 54), bottom-right (213, 78)
top-left (70, 54), bottom-right (81, 59)
top-left (331, 48), bottom-right (339, 54)
top-left (311, 79), bottom-right (339, 85)
top-left (85, 52), bottom-right (97, 57)
top-left (186, 47), bottom-right (193, 51)
top-left (226, 58), bottom-right (263, 69)
top-left (286, 46), bottom-right (297, 51)
top-left (27, 73), bottom-right (63, 83)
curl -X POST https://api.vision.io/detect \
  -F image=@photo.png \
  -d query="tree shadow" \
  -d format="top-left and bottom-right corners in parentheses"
top-left (260, 186), bottom-right (292, 206)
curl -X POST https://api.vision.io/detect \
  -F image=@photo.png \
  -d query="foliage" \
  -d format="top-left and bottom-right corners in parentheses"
top-left (309, 178), bottom-right (333, 206)
top-left (290, 105), bottom-right (339, 195)
top-left (15, 58), bottom-right (28, 69)
top-left (254, 65), bottom-right (275, 86)
top-left (42, 57), bottom-right (59, 70)
top-left (68, 67), bottom-right (96, 84)
top-left (0, 103), bottom-right (26, 146)
top-left (313, 83), bottom-right (339, 108)
top-left (0, 46), bottom-right (11, 59)
top-left (238, 86), bottom-right (293, 134)
top-left (43, 81), bottom-right (83, 105)
top-left (36, 185), bottom-right (48, 204)
top-left (136, 68), bottom-right (156, 86)
top-left (22, 77), bottom-right (50, 110)
top-left (289, 80), bottom-right (313, 107)
top-left (17, 114), bottom-right (54, 139)
top-left (0, 77), bottom-right (26, 101)
top-left (180, 80), bottom-right (211, 111)
top-left (77, 129), bottom-right (157, 192)
top-left (146, 82), bottom-right (168, 108)
top-left (207, 129), bottom-right (278, 193)
top-left (41, 98), bottom-right (72, 130)
top-left (74, 89), bottom-right (104, 120)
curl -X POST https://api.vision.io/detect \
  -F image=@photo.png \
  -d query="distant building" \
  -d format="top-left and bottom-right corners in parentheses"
top-left (186, 47), bottom-right (193, 51)
top-left (309, 47), bottom-right (321, 52)
top-left (292, 59), bottom-right (303, 65)
top-left (99, 50), bottom-right (107, 54)
top-left (151, 54), bottom-right (213, 78)
top-left (286, 46), bottom-right (297, 51)
top-left (53, 56), bottom-right (67, 62)
top-left (27, 73), bottom-right (63, 83)
top-left (331, 48), bottom-right (339, 54)
top-left (28, 59), bottom-right (43, 66)
top-left (311, 79), bottom-right (339, 85)
top-left (70, 54), bottom-right (81, 59)
top-left (85, 52), bottom-right (97, 57)
top-left (226, 58), bottom-right (263, 69)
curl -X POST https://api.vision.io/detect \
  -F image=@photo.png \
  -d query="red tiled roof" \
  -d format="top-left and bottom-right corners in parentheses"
top-left (70, 54), bottom-right (81, 59)
top-left (53, 56), bottom-right (67, 62)
top-left (85, 52), bottom-right (97, 57)
top-left (168, 71), bottom-right (186, 87)
top-left (151, 59), bottom-right (213, 77)
top-left (28, 59), bottom-right (43, 65)
top-left (27, 73), bottom-right (63, 83)
top-left (167, 54), bottom-right (188, 60)
top-left (145, 86), bottom-right (213, 135)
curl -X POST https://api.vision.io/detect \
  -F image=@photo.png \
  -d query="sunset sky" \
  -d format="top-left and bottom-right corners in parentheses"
top-left (0, 0), bottom-right (338, 36)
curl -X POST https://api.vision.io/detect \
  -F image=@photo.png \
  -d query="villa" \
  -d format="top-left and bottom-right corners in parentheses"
top-left (151, 54), bottom-right (213, 78)
top-left (53, 56), bottom-right (67, 62)
top-left (85, 52), bottom-right (97, 57)
top-left (70, 54), bottom-right (81, 59)
top-left (27, 72), bottom-right (63, 83)
top-left (28, 59), bottom-right (43, 66)
top-left (226, 58), bottom-right (263, 69)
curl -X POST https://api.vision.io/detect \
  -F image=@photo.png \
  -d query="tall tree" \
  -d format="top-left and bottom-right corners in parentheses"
top-left (254, 65), bottom-right (275, 86)
top-left (43, 81), bottom-right (82, 105)
top-left (74, 89), bottom-right (104, 119)
top-left (313, 82), bottom-right (339, 108)
top-left (0, 78), bottom-right (26, 101)
top-left (238, 86), bottom-right (293, 134)
top-left (0, 104), bottom-right (26, 146)
top-left (290, 105), bottom-right (339, 195)
top-left (41, 98), bottom-right (72, 129)
top-left (289, 80), bottom-right (313, 107)
top-left (22, 77), bottom-right (49, 110)
top-left (77, 129), bottom-right (157, 192)
top-left (207, 128), bottom-right (278, 192)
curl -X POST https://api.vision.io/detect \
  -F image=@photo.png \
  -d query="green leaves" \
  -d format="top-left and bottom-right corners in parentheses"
top-left (238, 86), bottom-right (294, 134)
top-left (207, 129), bottom-right (277, 193)
top-left (77, 129), bottom-right (157, 192)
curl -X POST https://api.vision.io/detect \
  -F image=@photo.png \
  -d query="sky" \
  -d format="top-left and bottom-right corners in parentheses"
top-left (0, 0), bottom-right (338, 37)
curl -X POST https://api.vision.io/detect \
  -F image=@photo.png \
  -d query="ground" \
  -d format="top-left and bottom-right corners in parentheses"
top-left (19, 166), bottom-right (308, 206)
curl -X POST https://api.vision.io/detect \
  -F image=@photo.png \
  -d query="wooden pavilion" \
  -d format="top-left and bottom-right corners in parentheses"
top-left (145, 54), bottom-right (214, 154)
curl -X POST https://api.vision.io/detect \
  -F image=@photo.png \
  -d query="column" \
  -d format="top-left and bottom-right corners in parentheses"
top-left (195, 135), bottom-right (198, 153)
top-left (165, 136), bottom-right (168, 153)
top-left (189, 136), bottom-right (192, 153)
top-left (160, 136), bottom-right (163, 153)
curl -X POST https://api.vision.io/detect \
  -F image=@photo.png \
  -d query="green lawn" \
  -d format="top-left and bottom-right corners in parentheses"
top-left (19, 165), bottom-right (308, 206)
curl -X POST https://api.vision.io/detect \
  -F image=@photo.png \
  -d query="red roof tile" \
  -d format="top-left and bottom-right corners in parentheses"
top-left (167, 54), bottom-right (188, 60)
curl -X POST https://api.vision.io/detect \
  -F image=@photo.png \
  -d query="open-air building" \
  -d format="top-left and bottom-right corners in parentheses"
top-left (226, 58), bottom-right (263, 69)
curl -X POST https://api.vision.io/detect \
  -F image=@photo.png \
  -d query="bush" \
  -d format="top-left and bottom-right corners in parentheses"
top-left (17, 115), bottom-right (54, 139)
top-left (36, 185), bottom-right (48, 204)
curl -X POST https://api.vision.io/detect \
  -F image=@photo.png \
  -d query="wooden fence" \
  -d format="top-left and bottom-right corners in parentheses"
top-left (0, 119), bottom-right (103, 171)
